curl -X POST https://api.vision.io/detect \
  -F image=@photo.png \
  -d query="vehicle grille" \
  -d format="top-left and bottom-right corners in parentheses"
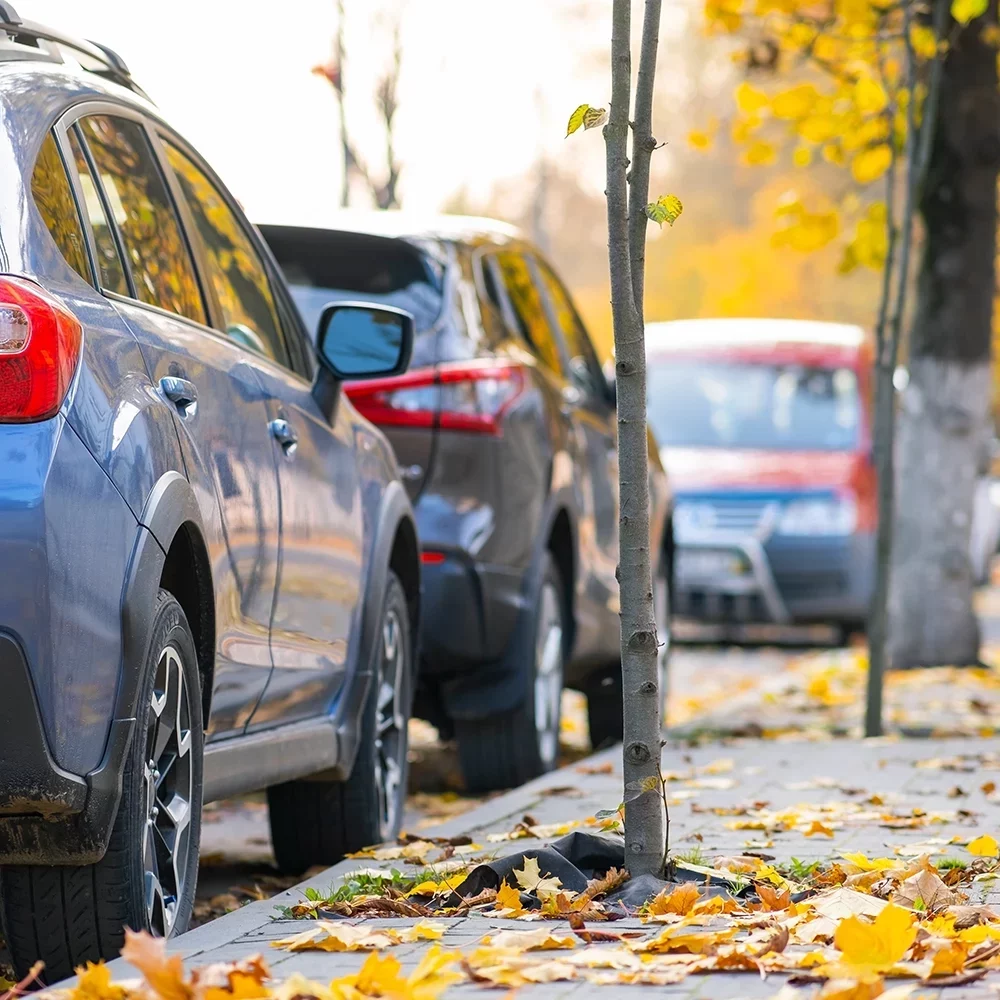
top-left (677, 499), bottom-right (776, 538)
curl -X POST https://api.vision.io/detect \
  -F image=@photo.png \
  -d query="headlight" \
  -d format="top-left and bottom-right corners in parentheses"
top-left (673, 502), bottom-right (716, 540)
top-left (778, 496), bottom-right (857, 536)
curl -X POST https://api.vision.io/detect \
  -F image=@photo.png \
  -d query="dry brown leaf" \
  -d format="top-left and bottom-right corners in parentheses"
top-left (892, 870), bottom-right (959, 913)
top-left (271, 922), bottom-right (399, 953)
top-left (757, 883), bottom-right (792, 911)
top-left (577, 761), bottom-right (613, 775)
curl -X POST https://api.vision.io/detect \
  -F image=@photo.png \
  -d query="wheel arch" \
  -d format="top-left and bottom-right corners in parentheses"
top-left (547, 506), bottom-right (576, 657)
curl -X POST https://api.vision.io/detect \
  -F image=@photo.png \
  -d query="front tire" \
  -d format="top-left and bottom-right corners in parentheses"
top-left (0, 590), bottom-right (204, 982)
top-left (455, 554), bottom-right (566, 792)
top-left (268, 571), bottom-right (414, 873)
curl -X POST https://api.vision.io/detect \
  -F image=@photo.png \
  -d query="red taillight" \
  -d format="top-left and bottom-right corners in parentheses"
top-left (0, 277), bottom-right (83, 423)
top-left (345, 359), bottom-right (526, 436)
top-left (421, 550), bottom-right (446, 565)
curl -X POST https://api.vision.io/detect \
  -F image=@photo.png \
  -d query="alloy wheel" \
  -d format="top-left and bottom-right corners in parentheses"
top-left (534, 581), bottom-right (564, 767)
top-left (142, 644), bottom-right (194, 937)
top-left (374, 607), bottom-right (407, 841)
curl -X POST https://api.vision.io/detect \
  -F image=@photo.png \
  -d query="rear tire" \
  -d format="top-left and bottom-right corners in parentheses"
top-left (455, 554), bottom-right (566, 792)
top-left (586, 551), bottom-right (671, 749)
top-left (0, 590), bottom-right (203, 982)
top-left (268, 571), bottom-right (413, 873)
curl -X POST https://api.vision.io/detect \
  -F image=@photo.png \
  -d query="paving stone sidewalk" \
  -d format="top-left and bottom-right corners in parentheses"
top-left (80, 733), bottom-right (1000, 999)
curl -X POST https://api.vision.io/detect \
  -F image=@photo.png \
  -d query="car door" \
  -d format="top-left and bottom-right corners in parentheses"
top-left (488, 249), bottom-right (615, 654)
top-left (161, 139), bottom-right (363, 729)
top-left (533, 254), bottom-right (620, 604)
top-left (71, 109), bottom-right (280, 738)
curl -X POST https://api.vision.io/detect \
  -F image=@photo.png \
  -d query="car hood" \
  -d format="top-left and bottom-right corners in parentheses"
top-left (660, 446), bottom-right (862, 492)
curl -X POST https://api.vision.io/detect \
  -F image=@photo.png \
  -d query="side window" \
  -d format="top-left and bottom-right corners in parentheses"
top-left (494, 251), bottom-right (564, 376)
top-left (536, 259), bottom-right (606, 399)
top-left (67, 127), bottom-right (128, 296)
top-left (164, 142), bottom-right (288, 366)
top-left (30, 133), bottom-right (91, 284)
top-left (78, 115), bottom-right (206, 325)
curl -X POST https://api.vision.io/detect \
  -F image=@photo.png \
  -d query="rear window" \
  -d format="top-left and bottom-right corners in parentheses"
top-left (260, 225), bottom-right (443, 338)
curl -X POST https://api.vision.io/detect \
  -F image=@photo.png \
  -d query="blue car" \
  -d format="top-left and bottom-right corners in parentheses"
top-left (0, 8), bottom-right (421, 980)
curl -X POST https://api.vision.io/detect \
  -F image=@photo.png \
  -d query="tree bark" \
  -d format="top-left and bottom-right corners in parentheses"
top-left (606, 0), bottom-right (665, 876)
top-left (889, 6), bottom-right (999, 669)
top-left (626, 0), bottom-right (662, 312)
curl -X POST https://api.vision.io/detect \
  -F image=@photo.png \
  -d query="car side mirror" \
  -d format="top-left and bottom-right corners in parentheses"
top-left (315, 302), bottom-right (414, 381)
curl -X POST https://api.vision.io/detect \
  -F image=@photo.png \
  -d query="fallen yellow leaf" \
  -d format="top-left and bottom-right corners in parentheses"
top-left (513, 856), bottom-right (563, 898)
top-left (966, 834), bottom-right (999, 857)
top-left (834, 903), bottom-right (916, 970)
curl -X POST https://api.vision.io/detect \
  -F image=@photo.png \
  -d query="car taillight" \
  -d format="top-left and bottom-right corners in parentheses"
top-left (0, 277), bottom-right (83, 423)
top-left (345, 360), bottom-right (526, 436)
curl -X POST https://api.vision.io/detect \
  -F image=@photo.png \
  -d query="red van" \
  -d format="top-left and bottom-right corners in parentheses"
top-left (645, 319), bottom-right (875, 641)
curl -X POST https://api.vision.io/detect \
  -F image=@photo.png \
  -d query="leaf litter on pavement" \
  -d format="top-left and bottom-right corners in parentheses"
top-left (38, 828), bottom-right (1000, 999)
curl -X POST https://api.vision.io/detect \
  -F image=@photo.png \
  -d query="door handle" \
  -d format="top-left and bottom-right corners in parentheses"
top-left (159, 376), bottom-right (198, 417)
top-left (269, 418), bottom-right (298, 457)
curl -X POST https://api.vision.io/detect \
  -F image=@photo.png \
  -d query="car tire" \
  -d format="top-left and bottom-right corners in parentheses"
top-left (455, 554), bottom-right (566, 793)
top-left (268, 570), bottom-right (413, 874)
top-left (586, 552), bottom-right (671, 749)
top-left (0, 589), bottom-right (204, 983)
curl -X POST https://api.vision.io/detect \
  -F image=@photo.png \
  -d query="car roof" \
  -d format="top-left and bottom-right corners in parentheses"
top-left (256, 211), bottom-right (524, 248)
top-left (645, 318), bottom-right (867, 352)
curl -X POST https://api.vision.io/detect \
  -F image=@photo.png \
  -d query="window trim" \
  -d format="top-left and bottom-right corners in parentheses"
top-left (152, 127), bottom-right (312, 381)
top-left (55, 101), bottom-right (210, 325)
top-left (30, 128), bottom-right (96, 288)
top-left (60, 120), bottom-right (134, 298)
top-left (530, 253), bottom-right (609, 409)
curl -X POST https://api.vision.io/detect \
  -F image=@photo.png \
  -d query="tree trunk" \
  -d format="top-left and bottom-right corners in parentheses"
top-left (889, 8), bottom-right (999, 669)
top-left (605, 0), bottom-right (665, 877)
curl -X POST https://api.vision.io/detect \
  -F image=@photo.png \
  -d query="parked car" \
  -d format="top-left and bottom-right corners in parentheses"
top-left (259, 215), bottom-right (674, 785)
top-left (0, 10), bottom-right (421, 980)
top-left (645, 318), bottom-right (874, 642)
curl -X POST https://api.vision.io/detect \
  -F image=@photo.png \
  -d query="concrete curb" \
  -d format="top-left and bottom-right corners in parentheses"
top-left (80, 744), bottom-right (621, 981)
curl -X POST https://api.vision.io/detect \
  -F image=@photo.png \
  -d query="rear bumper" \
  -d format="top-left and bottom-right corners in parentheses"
top-left (675, 532), bottom-right (873, 625)
top-left (0, 632), bottom-right (131, 864)
top-left (419, 552), bottom-right (525, 672)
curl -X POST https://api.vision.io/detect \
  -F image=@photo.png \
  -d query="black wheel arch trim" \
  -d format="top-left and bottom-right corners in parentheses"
top-left (328, 480), bottom-right (419, 781)
top-left (440, 490), bottom-right (578, 722)
top-left (0, 473), bottom-right (206, 865)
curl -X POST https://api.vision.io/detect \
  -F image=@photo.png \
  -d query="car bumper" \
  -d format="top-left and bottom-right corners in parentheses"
top-left (0, 632), bottom-right (132, 864)
top-left (419, 552), bottom-right (526, 672)
top-left (675, 532), bottom-right (873, 625)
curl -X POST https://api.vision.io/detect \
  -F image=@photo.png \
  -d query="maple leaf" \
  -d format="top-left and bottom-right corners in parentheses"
top-left (646, 882), bottom-right (701, 916)
top-left (892, 870), bottom-right (958, 913)
top-left (72, 962), bottom-right (126, 1000)
top-left (513, 856), bottom-right (563, 898)
top-left (757, 883), bottom-right (792, 911)
top-left (930, 940), bottom-right (970, 976)
top-left (121, 929), bottom-right (191, 1000)
top-left (834, 903), bottom-right (917, 969)
top-left (332, 946), bottom-right (462, 1000)
top-left (494, 881), bottom-right (526, 915)
top-left (191, 956), bottom-right (271, 1000)
top-left (399, 921), bottom-right (447, 943)
top-left (842, 853), bottom-right (899, 872)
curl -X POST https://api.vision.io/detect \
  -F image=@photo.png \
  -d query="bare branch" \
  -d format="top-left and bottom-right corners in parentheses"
top-left (627, 0), bottom-right (663, 313)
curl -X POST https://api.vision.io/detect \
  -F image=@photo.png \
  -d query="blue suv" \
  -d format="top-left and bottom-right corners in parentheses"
top-left (0, 8), bottom-right (421, 981)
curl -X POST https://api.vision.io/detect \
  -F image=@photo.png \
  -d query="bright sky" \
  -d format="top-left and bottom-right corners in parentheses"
top-left (19, 0), bottom-right (611, 224)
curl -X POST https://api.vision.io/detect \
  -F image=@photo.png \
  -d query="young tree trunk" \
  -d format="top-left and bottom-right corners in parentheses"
top-left (335, 0), bottom-right (350, 208)
top-left (605, 0), bottom-right (665, 877)
top-left (889, 7), bottom-right (1000, 669)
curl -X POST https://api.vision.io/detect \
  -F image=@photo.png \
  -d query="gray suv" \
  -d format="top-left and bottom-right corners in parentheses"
top-left (261, 216), bottom-right (674, 790)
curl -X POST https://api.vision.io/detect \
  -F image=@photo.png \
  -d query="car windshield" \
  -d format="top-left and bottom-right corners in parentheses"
top-left (260, 226), bottom-right (443, 338)
top-left (647, 359), bottom-right (860, 451)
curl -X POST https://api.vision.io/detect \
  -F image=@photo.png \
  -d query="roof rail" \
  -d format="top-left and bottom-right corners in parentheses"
top-left (0, 6), bottom-right (148, 100)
